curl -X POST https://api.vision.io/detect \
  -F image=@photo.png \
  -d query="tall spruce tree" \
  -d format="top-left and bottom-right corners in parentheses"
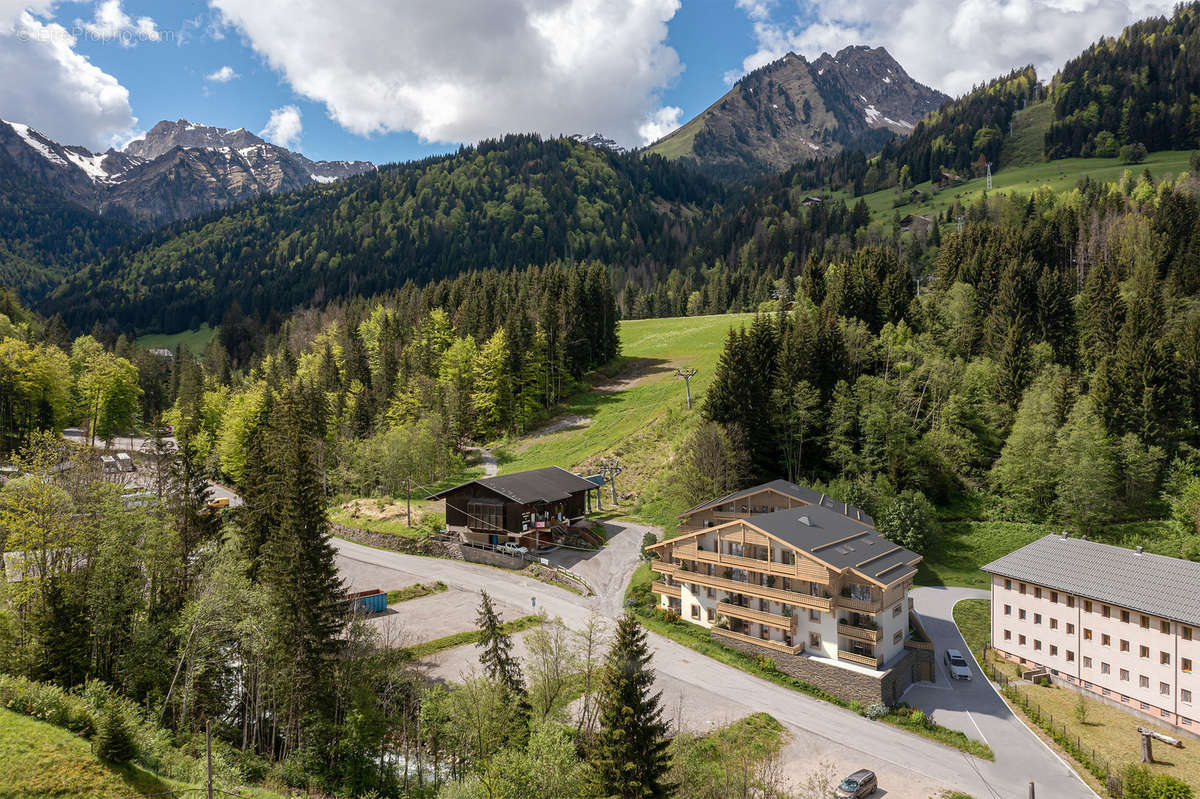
top-left (588, 611), bottom-right (672, 799)
top-left (475, 590), bottom-right (524, 696)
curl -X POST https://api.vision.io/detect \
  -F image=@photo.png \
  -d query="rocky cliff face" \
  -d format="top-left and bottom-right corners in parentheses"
top-left (645, 46), bottom-right (948, 181)
top-left (0, 118), bottom-right (376, 227)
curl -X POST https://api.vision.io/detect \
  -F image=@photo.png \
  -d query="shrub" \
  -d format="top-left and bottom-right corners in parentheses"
top-left (95, 702), bottom-right (137, 763)
top-left (640, 531), bottom-right (659, 560)
top-left (1120, 142), bottom-right (1148, 164)
top-left (864, 703), bottom-right (889, 720)
top-left (0, 673), bottom-right (95, 736)
top-left (876, 491), bottom-right (936, 553)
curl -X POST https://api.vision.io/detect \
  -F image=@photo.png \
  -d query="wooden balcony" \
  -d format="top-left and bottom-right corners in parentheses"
top-left (662, 567), bottom-right (833, 612)
top-left (837, 649), bottom-right (881, 669)
top-left (838, 622), bottom-right (882, 644)
top-left (718, 601), bottom-right (792, 630)
top-left (837, 594), bottom-right (883, 613)
top-left (712, 626), bottom-right (804, 654)
top-left (652, 581), bottom-right (681, 599)
top-left (650, 561), bottom-right (679, 577)
top-left (905, 638), bottom-right (934, 652)
top-left (670, 543), bottom-right (827, 582)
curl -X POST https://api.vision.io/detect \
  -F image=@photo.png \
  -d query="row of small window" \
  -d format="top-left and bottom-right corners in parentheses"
top-left (1003, 605), bottom-right (1074, 632)
top-left (1084, 682), bottom-right (1196, 721)
top-left (1001, 581), bottom-right (1195, 638)
top-left (1002, 629), bottom-right (1193, 671)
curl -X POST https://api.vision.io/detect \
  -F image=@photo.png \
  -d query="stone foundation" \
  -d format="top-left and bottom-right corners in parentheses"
top-left (714, 634), bottom-right (919, 706)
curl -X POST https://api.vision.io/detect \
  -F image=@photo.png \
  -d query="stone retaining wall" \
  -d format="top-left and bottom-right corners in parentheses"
top-left (461, 546), bottom-right (526, 569)
top-left (329, 523), bottom-right (464, 560)
top-left (715, 634), bottom-right (919, 706)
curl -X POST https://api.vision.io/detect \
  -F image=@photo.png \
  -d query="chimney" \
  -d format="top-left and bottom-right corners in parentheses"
top-left (798, 515), bottom-right (811, 526)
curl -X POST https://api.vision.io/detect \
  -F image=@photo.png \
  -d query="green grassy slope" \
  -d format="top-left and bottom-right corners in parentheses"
top-left (134, 323), bottom-right (217, 353)
top-left (494, 313), bottom-right (754, 530)
top-left (998, 100), bottom-right (1053, 167)
top-left (841, 149), bottom-right (1194, 226)
top-left (0, 707), bottom-right (171, 799)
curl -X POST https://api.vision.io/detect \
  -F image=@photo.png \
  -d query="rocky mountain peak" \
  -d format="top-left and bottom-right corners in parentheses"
top-left (123, 119), bottom-right (267, 161)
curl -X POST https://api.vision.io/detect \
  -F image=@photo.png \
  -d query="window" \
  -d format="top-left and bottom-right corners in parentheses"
top-left (1034, 639), bottom-right (1042, 651)
top-left (893, 603), bottom-right (902, 617)
top-left (1083, 656), bottom-right (1093, 668)
top-left (1085, 600), bottom-right (1093, 613)
top-left (1140, 675), bottom-right (1150, 688)
top-left (1068, 596), bottom-right (1075, 608)
top-left (1121, 610), bottom-right (1130, 623)
top-left (706, 587), bottom-right (714, 598)
top-left (1161, 652), bottom-right (1170, 666)
top-left (1161, 620), bottom-right (1171, 634)
top-left (1034, 587), bottom-right (1042, 599)
top-left (1102, 605), bottom-right (1111, 618)
top-left (1120, 668), bottom-right (1130, 681)
top-left (1050, 645), bottom-right (1058, 656)
top-left (809, 609), bottom-right (821, 622)
top-left (1050, 618), bottom-right (1058, 630)
top-left (1004, 629), bottom-right (1012, 640)
top-left (706, 607), bottom-right (715, 622)
top-left (1019, 609), bottom-right (1027, 620)
top-left (690, 605), bottom-right (700, 619)
top-left (1034, 613), bottom-right (1042, 625)
top-left (1140, 615), bottom-right (1150, 629)
top-left (1140, 645), bottom-right (1150, 659)
top-left (1004, 604), bottom-right (1012, 616)
top-left (1101, 662), bottom-right (1111, 675)
top-left (809, 632), bottom-right (821, 649)
top-left (1184, 626), bottom-right (1193, 641)
top-left (1184, 689), bottom-right (1193, 704)
top-left (894, 630), bottom-right (903, 644)
top-left (1051, 591), bottom-right (1058, 603)
top-left (1120, 640), bottom-right (1130, 652)
top-left (1067, 623), bottom-right (1075, 634)
top-left (1102, 633), bottom-right (1111, 646)
top-left (1084, 628), bottom-right (1093, 640)
top-left (1005, 579), bottom-right (1012, 590)
top-left (1160, 682), bottom-right (1171, 697)
top-left (1183, 658), bottom-right (1193, 673)
top-left (1020, 582), bottom-right (1027, 595)
top-left (1019, 634), bottom-right (1027, 645)
top-left (1067, 650), bottom-right (1075, 662)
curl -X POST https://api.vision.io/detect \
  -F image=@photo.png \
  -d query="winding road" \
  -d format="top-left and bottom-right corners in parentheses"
top-left (335, 529), bottom-right (1098, 798)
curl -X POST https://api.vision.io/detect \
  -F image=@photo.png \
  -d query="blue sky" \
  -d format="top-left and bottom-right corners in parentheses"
top-left (2, 0), bottom-right (1177, 164)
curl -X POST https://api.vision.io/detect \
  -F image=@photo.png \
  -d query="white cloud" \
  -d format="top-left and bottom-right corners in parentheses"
top-left (210, 0), bottom-right (684, 148)
top-left (638, 105), bottom-right (682, 144)
top-left (77, 0), bottom-right (161, 46)
top-left (260, 105), bottom-right (302, 149)
top-left (0, 10), bottom-right (136, 149)
top-left (730, 0), bottom-right (1177, 97)
top-left (206, 65), bottom-right (237, 82)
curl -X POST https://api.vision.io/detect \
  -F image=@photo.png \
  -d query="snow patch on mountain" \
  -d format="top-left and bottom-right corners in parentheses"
top-left (7, 121), bottom-right (69, 168)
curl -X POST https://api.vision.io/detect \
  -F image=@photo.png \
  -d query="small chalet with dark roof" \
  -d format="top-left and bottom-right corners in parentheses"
top-left (428, 466), bottom-right (598, 548)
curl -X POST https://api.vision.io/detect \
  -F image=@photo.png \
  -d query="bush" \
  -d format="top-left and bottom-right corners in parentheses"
top-left (1118, 764), bottom-right (1193, 799)
top-left (95, 702), bottom-right (137, 763)
top-left (877, 491), bottom-right (936, 553)
top-left (864, 703), bottom-right (889, 720)
top-left (0, 673), bottom-right (95, 736)
top-left (1120, 142), bottom-right (1148, 164)
top-left (641, 531), bottom-right (659, 560)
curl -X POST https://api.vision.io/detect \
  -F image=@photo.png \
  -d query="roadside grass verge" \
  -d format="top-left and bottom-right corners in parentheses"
top-left (406, 614), bottom-right (543, 660)
top-left (386, 581), bottom-right (447, 604)
top-left (951, 598), bottom-right (991, 658)
top-left (632, 606), bottom-right (993, 760)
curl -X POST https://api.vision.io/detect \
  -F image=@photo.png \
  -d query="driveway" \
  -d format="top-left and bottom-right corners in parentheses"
top-left (542, 520), bottom-right (647, 614)
top-left (905, 586), bottom-right (1098, 799)
top-left (332, 536), bottom-right (1095, 798)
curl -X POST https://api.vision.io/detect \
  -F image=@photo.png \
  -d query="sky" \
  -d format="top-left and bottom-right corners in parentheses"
top-left (0, 0), bottom-right (1180, 164)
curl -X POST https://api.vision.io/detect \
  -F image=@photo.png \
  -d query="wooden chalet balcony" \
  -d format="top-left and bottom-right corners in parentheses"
top-left (712, 626), bottom-right (804, 654)
top-left (905, 638), bottom-right (934, 652)
top-left (837, 594), bottom-right (883, 613)
top-left (837, 621), bottom-right (882, 644)
top-left (651, 581), bottom-right (681, 599)
top-left (659, 563), bottom-right (834, 612)
top-left (672, 542), bottom-right (827, 582)
top-left (837, 649), bottom-right (881, 669)
top-left (717, 601), bottom-right (792, 630)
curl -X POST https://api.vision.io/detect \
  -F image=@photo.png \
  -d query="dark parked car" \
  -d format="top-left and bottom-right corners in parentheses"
top-left (835, 769), bottom-right (878, 798)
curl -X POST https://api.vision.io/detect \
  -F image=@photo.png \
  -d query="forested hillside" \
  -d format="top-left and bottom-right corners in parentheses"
top-left (47, 135), bottom-right (716, 333)
top-left (1046, 3), bottom-right (1200, 158)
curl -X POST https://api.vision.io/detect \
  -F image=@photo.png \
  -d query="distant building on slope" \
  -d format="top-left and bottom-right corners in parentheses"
top-left (984, 533), bottom-right (1200, 734)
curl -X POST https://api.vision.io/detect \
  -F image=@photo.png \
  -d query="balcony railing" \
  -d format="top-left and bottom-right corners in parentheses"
top-left (837, 594), bottom-right (883, 613)
top-left (712, 626), bottom-right (804, 654)
top-left (718, 601), bottom-right (792, 630)
top-left (905, 638), bottom-right (934, 652)
top-left (837, 649), bottom-right (881, 669)
top-left (672, 542), bottom-right (825, 580)
top-left (657, 565), bottom-right (833, 612)
top-left (651, 581), bottom-right (681, 599)
top-left (837, 622), bottom-right (882, 644)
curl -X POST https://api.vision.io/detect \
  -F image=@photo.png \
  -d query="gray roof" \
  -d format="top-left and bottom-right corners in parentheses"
top-left (747, 504), bottom-right (920, 585)
top-left (680, 479), bottom-right (873, 526)
top-left (427, 466), bottom-right (596, 505)
top-left (982, 535), bottom-right (1200, 628)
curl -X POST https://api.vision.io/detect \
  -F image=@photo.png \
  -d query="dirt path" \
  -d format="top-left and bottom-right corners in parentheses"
top-left (463, 446), bottom-right (498, 477)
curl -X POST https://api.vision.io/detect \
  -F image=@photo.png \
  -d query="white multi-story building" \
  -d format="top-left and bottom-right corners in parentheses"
top-left (984, 533), bottom-right (1200, 732)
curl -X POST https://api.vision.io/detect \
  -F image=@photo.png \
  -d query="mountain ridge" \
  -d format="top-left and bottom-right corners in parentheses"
top-left (646, 46), bottom-right (948, 181)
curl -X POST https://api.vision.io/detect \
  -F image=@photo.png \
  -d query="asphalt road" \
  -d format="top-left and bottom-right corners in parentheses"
top-left (905, 587), bottom-right (1099, 799)
top-left (334, 531), bottom-right (1097, 798)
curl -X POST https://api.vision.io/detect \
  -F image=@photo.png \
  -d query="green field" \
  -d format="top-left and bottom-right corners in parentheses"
top-left (840, 149), bottom-right (1194, 227)
top-left (493, 313), bottom-right (754, 530)
top-left (134, 323), bottom-right (217, 353)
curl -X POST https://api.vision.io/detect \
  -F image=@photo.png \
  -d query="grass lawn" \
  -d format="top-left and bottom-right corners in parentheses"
top-left (406, 614), bottom-right (542, 659)
top-left (387, 581), bottom-right (447, 604)
top-left (329, 497), bottom-right (445, 540)
top-left (952, 598), bottom-right (991, 657)
top-left (494, 313), bottom-right (754, 531)
top-left (134, 323), bottom-right (217, 354)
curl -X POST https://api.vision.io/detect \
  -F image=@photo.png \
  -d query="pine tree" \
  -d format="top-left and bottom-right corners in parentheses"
top-left (94, 702), bottom-right (137, 763)
top-left (475, 590), bottom-right (523, 696)
top-left (588, 611), bottom-right (672, 799)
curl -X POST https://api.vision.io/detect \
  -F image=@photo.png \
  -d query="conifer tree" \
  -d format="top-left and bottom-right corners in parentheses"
top-left (475, 590), bottom-right (524, 696)
top-left (589, 611), bottom-right (672, 799)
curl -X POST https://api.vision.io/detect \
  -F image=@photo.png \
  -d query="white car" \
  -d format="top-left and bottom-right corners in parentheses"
top-left (497, 542), bottom-right (528, 556)
top-left (944, 648), bottom-right (972, 680)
